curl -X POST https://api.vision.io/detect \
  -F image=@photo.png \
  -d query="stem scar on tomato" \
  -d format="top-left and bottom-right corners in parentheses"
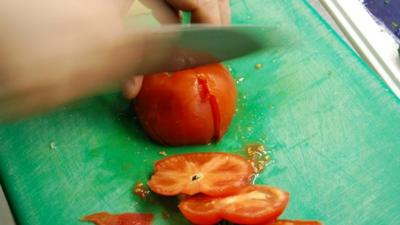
top-left (191, 173), bottom-right (203, 181)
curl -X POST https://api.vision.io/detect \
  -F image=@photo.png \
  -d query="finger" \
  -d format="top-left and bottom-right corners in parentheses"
top-left (122, 75), bottom-right (143, 99)
top-left (219, 0), bottom-right (231, 25)
top-left (192, 0), bottom-right (222, 24)
top-left (167, 0), bottom-right (222, 24)
top-left (138, 0), bottom-right (179, 24)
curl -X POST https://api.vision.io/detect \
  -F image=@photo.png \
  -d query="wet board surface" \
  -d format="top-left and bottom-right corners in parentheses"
top-left (1, 0), bottom-right (400, 225)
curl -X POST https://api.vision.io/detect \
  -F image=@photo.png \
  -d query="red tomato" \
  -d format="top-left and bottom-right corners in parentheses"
top-left (83, 212), bottom-right (153, 225)
top-left (267, 220), bottom-right (323, 225)
top-left (135, 63), bottom-right (237, 146)
top-left (178, 185), bottom-right (289, 225)
top-left (147, 152), bottom-right (254, 196)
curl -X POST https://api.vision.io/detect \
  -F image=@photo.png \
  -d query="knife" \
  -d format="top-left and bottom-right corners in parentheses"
top-left (124, 17), bottom-right (280, 74)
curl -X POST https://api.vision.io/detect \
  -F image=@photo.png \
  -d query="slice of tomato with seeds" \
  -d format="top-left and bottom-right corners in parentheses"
top-left (147, 152), bottom-right (254, 196)
top-left (179, 185), bottom-right (289, 225)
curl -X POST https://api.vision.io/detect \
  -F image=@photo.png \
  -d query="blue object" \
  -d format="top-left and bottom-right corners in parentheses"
top-left (364, 0), bottom-right (400, 40)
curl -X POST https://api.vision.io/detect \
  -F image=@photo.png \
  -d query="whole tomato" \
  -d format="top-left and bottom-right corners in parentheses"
top-left (135, 63), bottom-right (237, 146)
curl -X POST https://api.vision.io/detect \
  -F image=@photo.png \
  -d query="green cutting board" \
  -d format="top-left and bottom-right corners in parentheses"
top-left (1, 0), bottom-right (400, 225)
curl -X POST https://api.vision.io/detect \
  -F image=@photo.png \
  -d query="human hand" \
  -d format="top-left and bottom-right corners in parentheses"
top-left (0, 0), bottom-right (230, 121)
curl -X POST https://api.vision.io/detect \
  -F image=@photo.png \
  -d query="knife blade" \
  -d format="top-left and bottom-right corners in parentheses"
top-left (124, 22), bottom-right (280, 74)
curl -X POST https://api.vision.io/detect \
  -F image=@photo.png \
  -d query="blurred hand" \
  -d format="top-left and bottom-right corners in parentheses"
top-left (0, 0), bottom-right (230, 121)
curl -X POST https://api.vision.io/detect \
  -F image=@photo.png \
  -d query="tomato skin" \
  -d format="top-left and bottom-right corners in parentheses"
top-left (83, 212), bottom-right (153, 225)
top-left (148, 152), bottom-right (254, 196)
top-left (135, 63), bottom-right (236, 146)
top-left (266, 220), bottom-right (323, 225)
top-left (221, 186), bottom-right (289, 225)
top-left (179, 195), bottom-right (221, 225)
top-left (178, 185), bottom-right (289, 225)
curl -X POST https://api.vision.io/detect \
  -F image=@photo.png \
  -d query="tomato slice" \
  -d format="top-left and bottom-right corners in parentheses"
top-left (83, 212), bottom-right (153, 225)
top-left (147, 152), bottom-right (254, 196)
top-left (178, 185), bottom-right (289, 225)
top-left (268, 220), bottom-right (323, 225)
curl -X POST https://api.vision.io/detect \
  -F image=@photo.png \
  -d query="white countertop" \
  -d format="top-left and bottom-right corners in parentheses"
top-left (320, 0), bottom-right (400, 97)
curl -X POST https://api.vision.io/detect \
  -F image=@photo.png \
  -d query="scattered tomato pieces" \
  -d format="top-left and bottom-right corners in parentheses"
top-left (245, 144), bottom-right (271, 173)
top-left (179, 185), bottom-right (289, 225)
top-left (158, 151), bottom-right (167, 156)
top-left (148, 152), bottom-right (254, 196)
top-left (133, 182), bottom-right (150, 199)
top-left (84, 152), bottom-right (322, 225)
top-left (83, 212), bottom-right (153, 225)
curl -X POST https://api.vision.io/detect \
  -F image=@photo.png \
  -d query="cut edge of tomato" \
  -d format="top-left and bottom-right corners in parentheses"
top-left (196, 77), bottom-right (221, 142)
top-left (209, 95), bottom-right (221, 140)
